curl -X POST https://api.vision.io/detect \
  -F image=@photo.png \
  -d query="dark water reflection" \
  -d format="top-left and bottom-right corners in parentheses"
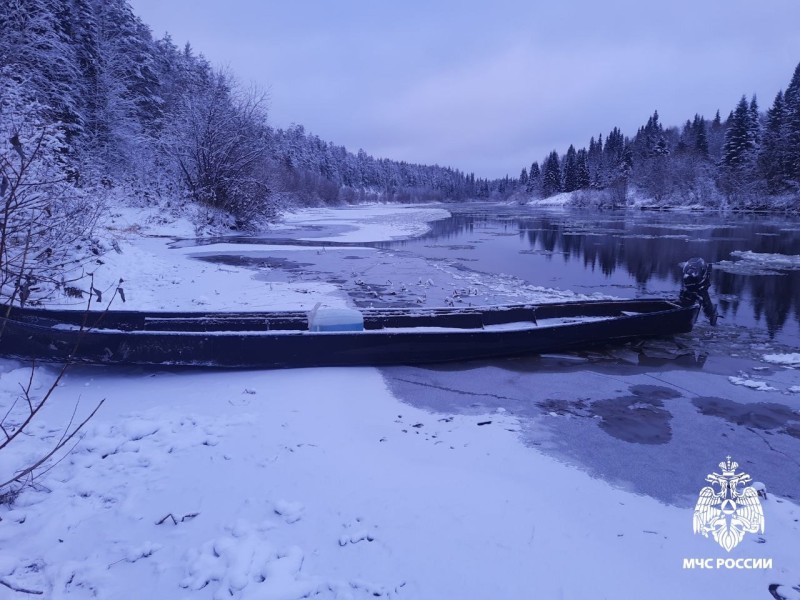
top-left (385, 206), bottom-right (800, 345)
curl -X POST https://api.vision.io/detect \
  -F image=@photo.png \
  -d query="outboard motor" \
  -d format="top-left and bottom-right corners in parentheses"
top-left (679, 257), bottom-right (718, 325)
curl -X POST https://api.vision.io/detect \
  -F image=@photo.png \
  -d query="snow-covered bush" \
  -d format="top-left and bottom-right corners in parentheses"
top-left (0, 75), bottom-right (106, 505)
top-left (0, 73), bottom-right (103, 305)
top-left (163, 69), bottom-right (277, 224)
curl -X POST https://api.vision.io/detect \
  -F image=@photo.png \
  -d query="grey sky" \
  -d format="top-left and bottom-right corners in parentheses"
top-left (129, 0), bottom-right (800, 179)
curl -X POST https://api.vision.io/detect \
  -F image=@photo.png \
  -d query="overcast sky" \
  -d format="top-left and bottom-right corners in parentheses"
top-left (129, 0), bottom-right (800, 179)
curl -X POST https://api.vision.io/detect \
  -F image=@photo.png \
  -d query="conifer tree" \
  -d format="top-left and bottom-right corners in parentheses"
top-left (693, 115), bottom-right (709, 157)
top-left (638, 111), bottom-right (664, 158)
top-left (541, 151), bottom-right (561, 197)
top-left (588, 134), bottom-right (604, 188)
top-left (723, 96), bottom-right (755, 169)
top-left (526, 161), bottom-right (540, 193)
top-left (576, 149), bottom-right (590, 189)
top-left (677, 120), bottom-right (692, 154)
top-left (707, 109), bottom-right (725, 159)
top-left (604, 128), bottom-right (625, 166)
top-left (758, 91), bottom-right (788, 193)
top-left (785, 62), bottom-right (800, 186)
top-left (562, 145), bottom-right (578, 192)
top-left (748, 95), bottom-right (761, 152)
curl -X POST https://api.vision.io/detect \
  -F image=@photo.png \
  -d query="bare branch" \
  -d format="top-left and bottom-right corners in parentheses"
top-left (0, 399), bottom-right (105, 490)
top-left (0, 77), bottom-right (113, 507)
top-left (0, 579), bottom-right (43, 595)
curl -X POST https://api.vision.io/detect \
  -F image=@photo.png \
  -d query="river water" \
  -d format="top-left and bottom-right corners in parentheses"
top-left (384, 204), bottom-right (800, 347)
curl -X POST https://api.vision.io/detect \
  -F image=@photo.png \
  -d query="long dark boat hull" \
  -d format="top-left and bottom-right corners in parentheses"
top-left (0, 300), bottom-right (700, 369)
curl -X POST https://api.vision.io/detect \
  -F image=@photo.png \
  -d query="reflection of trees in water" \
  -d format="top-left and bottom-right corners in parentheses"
top-left (422, 214), bottom-right (481, 240)
top-left (402, 210), bottom-right (800, 336)
top-left (551, 214), bottom-right (800, 337)
top-left (715, 271), bottom-right (747, 321)
top-left (747, 272), bottom-right (800, 337)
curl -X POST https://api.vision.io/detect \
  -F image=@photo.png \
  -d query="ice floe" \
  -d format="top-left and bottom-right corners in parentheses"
top-left (716, 250), bottom-right (800, 275)
top-left (728, 376), bottom-right (777, 391)
top-left (763, 353), bottom-right (800, 367)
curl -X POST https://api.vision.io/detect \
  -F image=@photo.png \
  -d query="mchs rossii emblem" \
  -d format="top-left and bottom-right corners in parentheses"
top-left (693, 457), bottom-right (765, 552)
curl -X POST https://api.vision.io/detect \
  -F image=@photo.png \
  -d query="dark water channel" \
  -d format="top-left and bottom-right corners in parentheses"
top-left (384, 205), bottom-right (800, 347)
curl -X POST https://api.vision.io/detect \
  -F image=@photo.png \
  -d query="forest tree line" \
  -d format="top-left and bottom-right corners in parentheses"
top-left (1, 0), bottom-right (495, 229)
top-left (519, 61), bottom-right (800, 209)
top-left (2, 0), bottom-right (799, 223)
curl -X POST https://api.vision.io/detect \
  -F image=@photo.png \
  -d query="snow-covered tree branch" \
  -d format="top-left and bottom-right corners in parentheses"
top-left (0, 75), bottom-right (102, 306)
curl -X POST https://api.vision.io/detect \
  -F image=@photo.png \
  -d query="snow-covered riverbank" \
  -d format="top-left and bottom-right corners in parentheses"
top-left (2, 203), bottom-right (799, 599)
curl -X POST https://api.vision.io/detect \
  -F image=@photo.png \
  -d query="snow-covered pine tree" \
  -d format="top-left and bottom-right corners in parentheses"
top-left (758, 91), bottom-right (789, 193)
top-left (707, 109), bottom-right (725, 160)
top-left (603, 128), bottom-right (625, 169)
top-left (693, 115), bottom-right (709, 157)
top-left (526, 161), bottom-right (540, 193)
top-left (562, 145), bottom-right (578, 192)
top-left (576, 148), bottom-right (590, 189)
top-left (748, 95), bottom-right (761, 155)
top-left (542, 151), bottom-right (561, 197)
top-left (723, 96), bottom-right (755, 170)
top-left (587, 134), bottom-right (604, 188)
top-left (784, 62), bottom-right (800, 188)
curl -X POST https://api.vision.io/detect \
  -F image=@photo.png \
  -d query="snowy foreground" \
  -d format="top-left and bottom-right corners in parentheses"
top-left (2, 204), bottom-right (800, 599)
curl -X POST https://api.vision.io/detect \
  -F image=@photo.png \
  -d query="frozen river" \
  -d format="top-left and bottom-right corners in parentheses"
top-left (6, 202), bottom-right (799, 599)
top-left (194, 203), bottom-right (800, 345)
top-left (188, 203), bottom-right (800, 506)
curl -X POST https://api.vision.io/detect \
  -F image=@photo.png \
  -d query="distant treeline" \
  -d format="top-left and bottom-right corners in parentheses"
top-left (519, 62), bottom-right (800, 210)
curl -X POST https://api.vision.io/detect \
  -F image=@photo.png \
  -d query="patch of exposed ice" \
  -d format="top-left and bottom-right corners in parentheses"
top-left (278, 204), bottom-right (451, 242)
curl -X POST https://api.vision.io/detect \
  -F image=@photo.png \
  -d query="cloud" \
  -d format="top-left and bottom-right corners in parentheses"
top-left (357, 41), bottom-right (653, 175)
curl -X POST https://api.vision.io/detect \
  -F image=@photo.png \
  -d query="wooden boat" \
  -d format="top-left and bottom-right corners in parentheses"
top-left (0, 299), bottom-right (700, 369)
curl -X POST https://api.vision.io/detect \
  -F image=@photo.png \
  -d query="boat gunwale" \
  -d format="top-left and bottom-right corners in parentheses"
top-left (0, 299), bottom-right (700, 368)
top-left (2, 299), bottom-right (689, 338)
